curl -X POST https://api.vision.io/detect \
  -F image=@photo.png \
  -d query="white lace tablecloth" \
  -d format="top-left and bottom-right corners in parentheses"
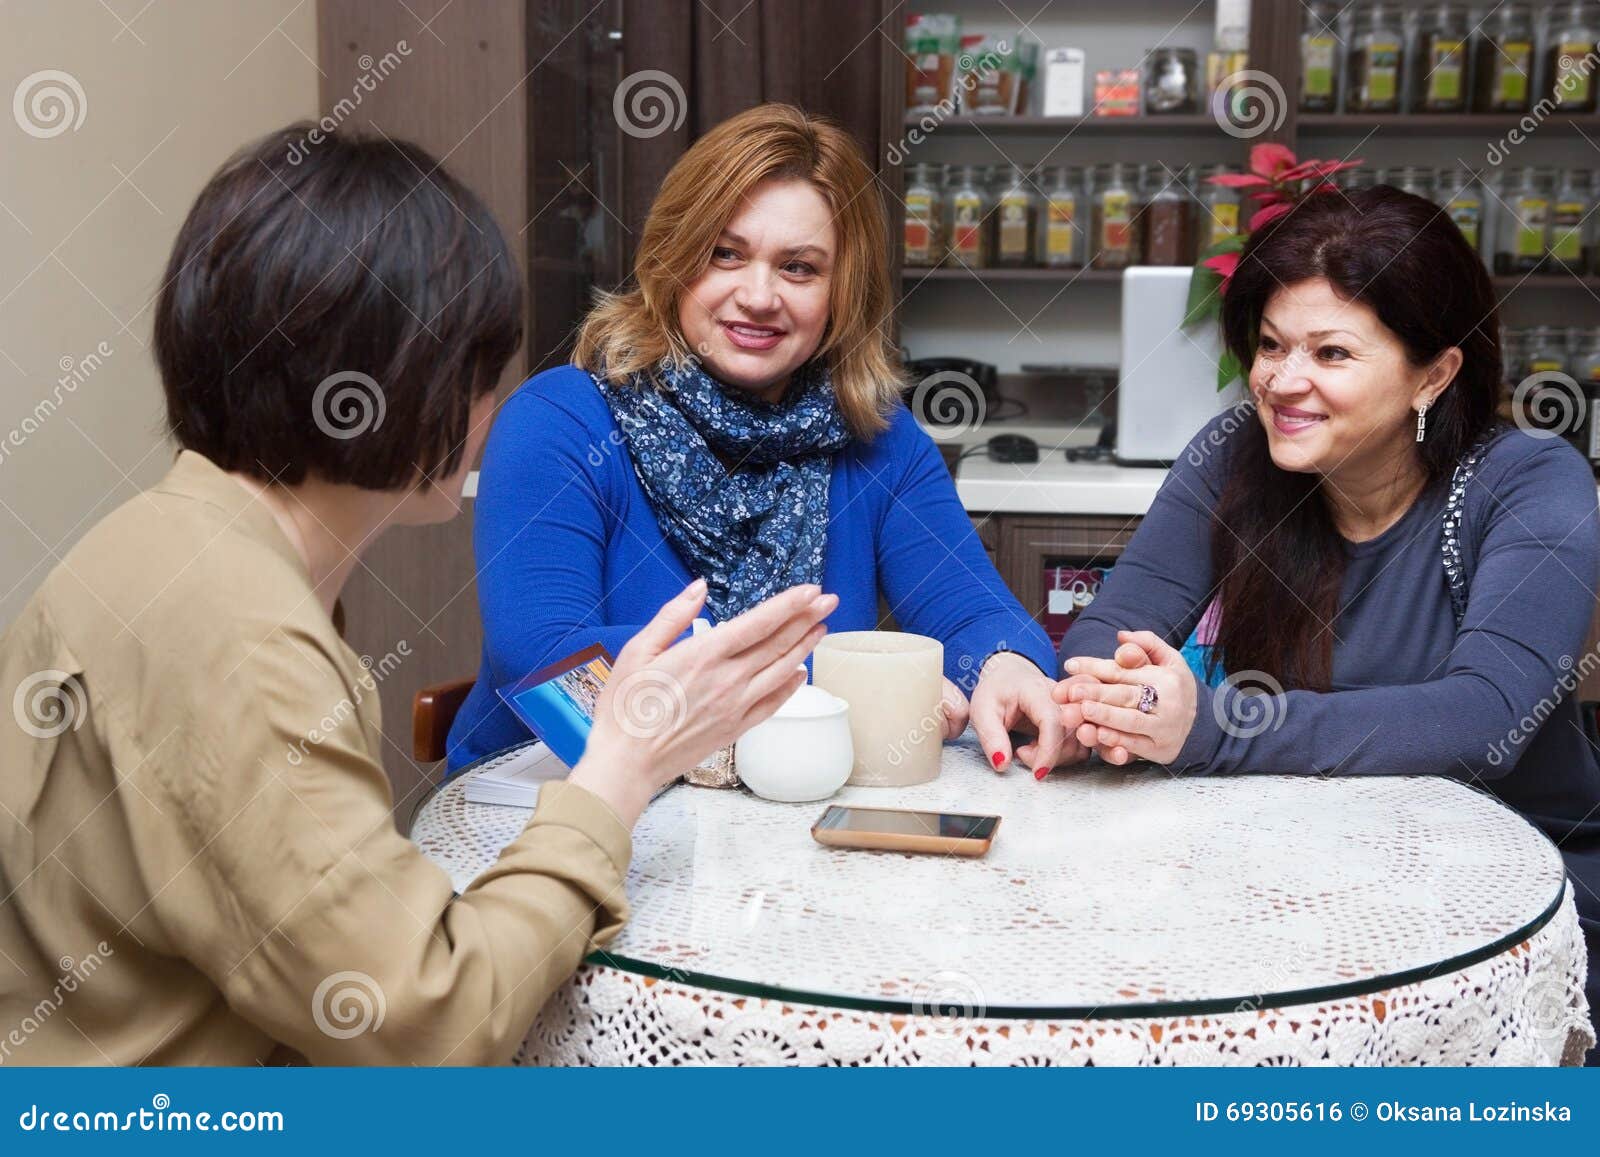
top-left (411, 738), bottom-right (1595, 1066)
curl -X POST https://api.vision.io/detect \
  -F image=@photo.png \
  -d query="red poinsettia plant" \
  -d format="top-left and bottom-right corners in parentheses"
top-left (1185, 143), bottom-right (1362, 390)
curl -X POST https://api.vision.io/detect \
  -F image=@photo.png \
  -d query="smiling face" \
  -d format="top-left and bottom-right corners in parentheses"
top-left (1249, 278), bottom-right (1457, 483)
top-left (676, 177), bottom-right (835, 403)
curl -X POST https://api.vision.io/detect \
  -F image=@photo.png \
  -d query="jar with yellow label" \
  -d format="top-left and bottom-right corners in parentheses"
top-left (1348, 2), bottom-right (1406, 112)
top-left (1526, 326), bottom-right (1571, 376)
top-left (1300, 2), bottom-right (1342, 111)
top-left (993, 164), bottom-right (1039, 267)
top-left (1474, 2), bottom-right (1535, 112)
top-left (1038, 166), bottom-right (1083, 269)
top-left (902, 163), bottom-right (944, 267)
top-left (1494, 167), bottom-right (1551, 274)
top-left (1436, 167), bottom-right (1484, 257)
top-left (1197, 163), bottom-right (1242, 251)
top-left (945, 165), bottom-right (990, 268)
top-left (1416, 3), bottom-right (1469, 112)
top-left (1548, 2), bottom-right (1599, 113)
top-left (1091, 163), bottom-right (1141, 271)
top-left (1551, 169), bottom-right (1593, 276)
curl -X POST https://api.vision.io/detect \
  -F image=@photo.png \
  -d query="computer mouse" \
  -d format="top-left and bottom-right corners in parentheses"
top-left (986, 434), bottom-right (1039, 463)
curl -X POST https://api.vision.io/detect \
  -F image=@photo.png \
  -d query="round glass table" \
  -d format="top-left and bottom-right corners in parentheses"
top-left (410, 737), bottom-right (1595, 1066)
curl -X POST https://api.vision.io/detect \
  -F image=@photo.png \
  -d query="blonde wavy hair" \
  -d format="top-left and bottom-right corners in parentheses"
top-left (573, 103), bottom-right (902, 438)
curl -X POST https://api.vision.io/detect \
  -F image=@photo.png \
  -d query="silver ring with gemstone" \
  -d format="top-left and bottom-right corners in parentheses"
top-left (1137, 684), bottom-right (1158, 714)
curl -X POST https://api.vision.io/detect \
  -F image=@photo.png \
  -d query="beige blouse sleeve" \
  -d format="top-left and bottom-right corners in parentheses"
top-left (107, 625), bottom-right (630, 1065)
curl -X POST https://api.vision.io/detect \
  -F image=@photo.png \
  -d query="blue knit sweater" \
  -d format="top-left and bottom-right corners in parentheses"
top-left (447, 364), bottom-right (1055, 770)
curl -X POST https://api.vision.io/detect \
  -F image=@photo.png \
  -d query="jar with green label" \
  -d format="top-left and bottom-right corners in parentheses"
top-left (902, 163), bottom-right (944, 267)
top-left (1197, 163), bottom-right (1242, 251)
top-left (1548, 2), bottom-right (1600, 112)
top-left (946, 165), bottom-right (990, 268)
top-left (1551, 169), bottom-right (1593, 275)
top-left (993, 164), bottom-right (1038, 267)
top-left (1091, 163), bottom-right (1141, 271)
top-left (1436, 167), bottom-right (1484, 256)
top-left (1038, 166), bottom-right (1083, 269)
top-left (1494, 167), bottom-right (1551, 274)
top-left (1474, 2), bottom-right (1535, 112)
top-left (1416, 3), bottom-right (1470, 111)
top-left (1348, 2), bottom-right (1406, 112)
top-left (1300, 1), bottom-right (1343, 111)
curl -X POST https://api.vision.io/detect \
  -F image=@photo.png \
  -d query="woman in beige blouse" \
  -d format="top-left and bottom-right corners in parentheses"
top-left (0, 125), bottom-right (832, 1065)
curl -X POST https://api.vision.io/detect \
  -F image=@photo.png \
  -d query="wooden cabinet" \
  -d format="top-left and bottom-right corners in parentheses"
top-left (996, 516), bottom-right (1137, 624)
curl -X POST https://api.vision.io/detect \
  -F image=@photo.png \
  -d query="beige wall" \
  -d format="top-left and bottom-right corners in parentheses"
top-left (0, 0), bottom-right (319, 626)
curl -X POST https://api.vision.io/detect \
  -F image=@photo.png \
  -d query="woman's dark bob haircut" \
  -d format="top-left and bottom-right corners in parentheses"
top-left (154, 122), bottom-right (523, 490)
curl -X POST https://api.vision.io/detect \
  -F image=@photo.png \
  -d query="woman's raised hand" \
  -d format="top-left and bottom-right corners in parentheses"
top-left (1053, 630), bottom-right (1198, 766)
top-left (568, 579), bottom-right (837, 826)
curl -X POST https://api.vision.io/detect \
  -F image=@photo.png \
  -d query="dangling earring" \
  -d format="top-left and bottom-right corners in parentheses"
top-left (1415, 402), bottom-right (1428, 443)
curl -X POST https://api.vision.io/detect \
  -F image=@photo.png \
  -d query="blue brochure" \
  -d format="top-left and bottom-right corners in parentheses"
top-left (496, 643), bottom-right (615, 769)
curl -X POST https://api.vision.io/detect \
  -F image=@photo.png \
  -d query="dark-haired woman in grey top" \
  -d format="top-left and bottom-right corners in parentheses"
top-left (1054, 186), bottom-right (1600, 1061)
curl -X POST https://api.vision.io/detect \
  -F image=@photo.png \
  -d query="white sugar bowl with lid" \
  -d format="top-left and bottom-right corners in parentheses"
top-left (733, 683), bottom-right (853, 803)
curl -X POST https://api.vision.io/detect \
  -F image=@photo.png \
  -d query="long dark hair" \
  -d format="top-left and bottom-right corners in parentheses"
top-left (1213, 185), bottom-right (1500, 690)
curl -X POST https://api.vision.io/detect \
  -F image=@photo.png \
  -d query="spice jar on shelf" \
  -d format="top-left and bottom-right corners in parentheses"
top-left (1038, 165), bottom-right (1084, 269)
top-left (1574, 327), bottom-right (1600, 466)
top-left (1494, 167), bottom-right (1552, 274)
top-left (1590, 172), bottom-right (1600, 273)
top-left (993, 164), bottom-right (1039, 267)
top-left (1547, 2), bottom-right (1600, 113)
top-left (902, 163), bottom-right (945, 267)
top-left (1474, 2), bottom-right (1536, 112)
top-left (1415, 3), bottom-right (1470, 112)
top-left (1197, 163), bottom-right (1242, 251)
top-left (1502, 327), bottom-right (1528, 385)
top-left (1143, 47), bottom-right (1199, 114)
top-left (1347, 2), bottom-right (1406, 113)
top-left (1388, 166), bottom-right (1436, 201)
top-left (1091, 162), bottom-right (1141, 270)
top-left (946, 165), bottom-right (991, 268)
top-left (1526, 326), bottom-right (1572, 376)
top-left (1551, 169), bottom-right (1594, 276)
top-left (1436, 167), bottom-right (1485, 257)
top-left (1141, 167), bottom-right (1195, 266)
top-left (1300, 1), bottom-right (1343, 111)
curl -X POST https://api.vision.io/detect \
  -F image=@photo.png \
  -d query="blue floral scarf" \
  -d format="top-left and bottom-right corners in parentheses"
top-left (593, 358), bottom-right (852, 620)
